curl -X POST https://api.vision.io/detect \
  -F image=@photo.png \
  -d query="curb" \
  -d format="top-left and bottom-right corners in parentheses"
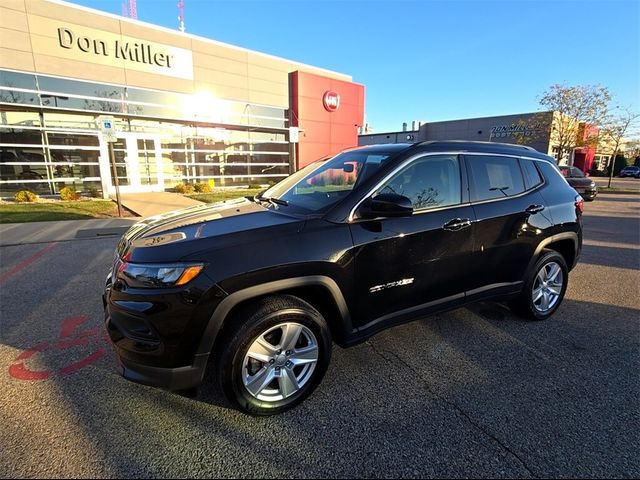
top-left (596, 190), bottom-right (640, 195)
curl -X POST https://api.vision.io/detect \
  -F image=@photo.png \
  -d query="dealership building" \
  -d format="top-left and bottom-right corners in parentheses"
top-left (359, 111), bottom-right (614, 173)
top-left (0, 0), bottom-right (364, 197)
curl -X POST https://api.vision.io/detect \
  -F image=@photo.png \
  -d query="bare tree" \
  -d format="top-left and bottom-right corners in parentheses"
top-left (539, 84), bottom-right (611, 164)
top-left (600, 107), bottom-right (640, 187)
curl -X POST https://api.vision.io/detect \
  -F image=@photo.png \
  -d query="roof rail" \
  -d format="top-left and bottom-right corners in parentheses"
top-left (414, 140), bottom-right (537, 151)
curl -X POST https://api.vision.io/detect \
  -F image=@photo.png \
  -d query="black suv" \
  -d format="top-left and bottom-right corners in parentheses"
top-left (104, 141), bottom-right (583, 415)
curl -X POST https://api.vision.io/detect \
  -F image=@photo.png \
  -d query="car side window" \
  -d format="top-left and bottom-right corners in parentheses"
top-left (520, 159), bottom-right (544, 190)
top-left (377, 155), bottom-right (461, 210)
top-left (468, 155), bottom-right (525, 201)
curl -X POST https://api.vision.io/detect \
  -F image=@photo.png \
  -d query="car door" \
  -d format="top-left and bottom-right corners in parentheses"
top-left (464, 154), bottom-right (553, 294)
top-left (349, 153), bottom-right (475, 328)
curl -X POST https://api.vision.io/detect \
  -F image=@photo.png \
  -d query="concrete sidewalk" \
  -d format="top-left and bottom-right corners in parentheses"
top-left (116, 192), bottom-right (202, 218)
top-left (0, 218), bottom-right (137, 246)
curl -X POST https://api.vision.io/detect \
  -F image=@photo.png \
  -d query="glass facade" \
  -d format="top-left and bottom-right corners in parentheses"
top-left (0, 69), bottom-right (291, 196)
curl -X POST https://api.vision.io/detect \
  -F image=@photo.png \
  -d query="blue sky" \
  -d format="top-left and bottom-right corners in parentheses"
top-left (71, 0), bottom-right (639, 133)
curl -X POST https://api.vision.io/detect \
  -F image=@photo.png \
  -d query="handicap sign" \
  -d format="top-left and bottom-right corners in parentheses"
top-left (96, 115), bottom-right (117, 142)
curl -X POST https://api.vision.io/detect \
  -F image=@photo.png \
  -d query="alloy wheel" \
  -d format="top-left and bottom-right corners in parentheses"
top-left (242, 322), bottom-right (319, 402)
top-left (532, 261), bottom-right (564, 313)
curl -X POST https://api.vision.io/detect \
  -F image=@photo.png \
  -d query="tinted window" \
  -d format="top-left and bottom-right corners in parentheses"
top-left (520, 159), bottom-right (543, 190)
top-left (378, 155), bottom-right (461, 210)
top-left (468, 155), bottom-right (525, 201)
top-left (0, 70), bottom-right (38, 90)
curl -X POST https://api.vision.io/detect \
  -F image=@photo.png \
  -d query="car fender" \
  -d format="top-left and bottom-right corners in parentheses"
top-left (526, 232), bottom-right (580, 274)
top-left (195, 275), bottom-right (352, 358)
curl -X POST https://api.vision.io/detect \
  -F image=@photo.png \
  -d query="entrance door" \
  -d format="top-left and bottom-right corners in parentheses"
top-left (104, 134), bottom-right (163, 194)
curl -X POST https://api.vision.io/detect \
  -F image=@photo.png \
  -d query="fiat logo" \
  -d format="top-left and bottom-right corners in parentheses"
top-left (323, 91), bottom-right (340, 112)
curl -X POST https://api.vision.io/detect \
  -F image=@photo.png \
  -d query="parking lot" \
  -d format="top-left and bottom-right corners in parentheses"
top-left (593, 176), bottom-right (640, 192)
top-left (0, 194), bottom-right (638, 478)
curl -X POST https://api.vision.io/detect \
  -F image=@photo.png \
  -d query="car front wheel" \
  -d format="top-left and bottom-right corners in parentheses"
top-left (215, 295), bottom-right (332, 415)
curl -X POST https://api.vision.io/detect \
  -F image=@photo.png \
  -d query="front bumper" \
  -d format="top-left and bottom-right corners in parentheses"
top-left (105, 308), bottom-right (209, 390)
top-left (102, 267), bottom-right (227, 391)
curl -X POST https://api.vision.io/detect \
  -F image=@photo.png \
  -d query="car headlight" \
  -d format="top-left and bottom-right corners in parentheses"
top-left (590, 181), bottom-right (596, 187)
top-left (117, 261), bottom-right (205, 288)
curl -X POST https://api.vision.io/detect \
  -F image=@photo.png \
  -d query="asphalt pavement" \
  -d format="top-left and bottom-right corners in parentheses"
top-left (0, 194), bottom-right (638, 478)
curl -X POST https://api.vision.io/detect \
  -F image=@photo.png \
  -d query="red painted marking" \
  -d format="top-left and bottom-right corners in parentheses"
top-left (8, 363), bottom-right (51, 381)
top-left (58, 348), bottom-right (105, 376)
top-left (57, 337), bottom-right (90, 350)
top-left (14, 341), bottom-right (49, 361)
top-left (0, 243), bottom-right (57, 286)
top-left (9, 314), bottom-right (110, 381)
top-left (59, 315), bottom-right (89, 338)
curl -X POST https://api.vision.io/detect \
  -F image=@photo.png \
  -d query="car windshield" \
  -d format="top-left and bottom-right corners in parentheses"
top-left (262, 149), bottom-right (395, 213)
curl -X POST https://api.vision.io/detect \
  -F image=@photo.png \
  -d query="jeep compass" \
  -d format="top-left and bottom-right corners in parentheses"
top-left (104, 141), bottom-right (583, 415)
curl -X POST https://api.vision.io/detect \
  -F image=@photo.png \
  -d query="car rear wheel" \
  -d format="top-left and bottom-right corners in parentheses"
top-left (509, 249), bottom-right (569, 321)
top-left (215, 295), bottom-right (332, 415)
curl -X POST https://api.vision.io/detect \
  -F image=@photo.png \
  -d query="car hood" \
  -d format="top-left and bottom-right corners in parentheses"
top-left (117, 197), bottom-right (304, 263)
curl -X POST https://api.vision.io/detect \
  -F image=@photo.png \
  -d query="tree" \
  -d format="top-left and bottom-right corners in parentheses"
top-left (622, 138), bottom-right (640, 166)
top-left (600, 108), bottom-right (640, 187)
top-left (538, 84), bottom-right (611, 164)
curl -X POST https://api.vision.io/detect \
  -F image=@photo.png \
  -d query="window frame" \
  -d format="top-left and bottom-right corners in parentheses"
top-left (348, 151), bottom-right (552, 223)
top-left (458, 153), bottom-right (547, 207)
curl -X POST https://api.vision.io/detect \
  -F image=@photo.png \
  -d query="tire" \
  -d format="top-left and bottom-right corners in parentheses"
top-left (509, 249), bottom-right (569, 321)
top-left (215, 294), bottom-right (332, 415)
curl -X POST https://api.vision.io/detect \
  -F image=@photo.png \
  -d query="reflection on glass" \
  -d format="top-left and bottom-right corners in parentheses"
top-left (37, 76), bottom-right (125, 101)
top-left (43, 112), bottom-right (97, 130)
top-left (0, 110), bottom-right (41, 127)
top-left (0, 127), bottom-right (43, 144)
top-left (47, 132), bottom-right (99, 147)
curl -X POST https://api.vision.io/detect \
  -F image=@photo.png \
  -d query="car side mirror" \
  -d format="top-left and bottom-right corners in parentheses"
top-left (360, 193), bottom-right (413, 219)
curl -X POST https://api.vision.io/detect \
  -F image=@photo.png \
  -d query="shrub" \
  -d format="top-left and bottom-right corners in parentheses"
top-left (193, 182), bottom-right (212, 193)
top-left (86, 186), bottom-right (101, 198)
top-left (14, 190), bottom-right (38, 203)
top-left (248, 183), bottom-right (263, 189)
top-left (174, 183), bottom-right (195, 194)
top-left (59, 186), bottom-right (80, 201)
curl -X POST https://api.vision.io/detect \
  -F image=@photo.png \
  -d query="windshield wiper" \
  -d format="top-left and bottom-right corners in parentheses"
top-left (255, 194), bottom-right (288, 207)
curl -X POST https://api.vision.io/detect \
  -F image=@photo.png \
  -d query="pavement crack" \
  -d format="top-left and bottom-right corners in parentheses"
top-left (366, 341), bottom-right (536, 478)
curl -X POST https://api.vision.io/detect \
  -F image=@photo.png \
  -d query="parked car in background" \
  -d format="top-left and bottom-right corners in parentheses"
top-left (559, 166), bottom-right (597, 201)
top-left (104, 141), bottom-right (583, 415)
top-left (619, 166), bottom-right (640, 178)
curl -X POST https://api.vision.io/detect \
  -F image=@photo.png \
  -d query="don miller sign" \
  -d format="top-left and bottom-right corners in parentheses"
top-left (55, 26), bottom-right (193, 79)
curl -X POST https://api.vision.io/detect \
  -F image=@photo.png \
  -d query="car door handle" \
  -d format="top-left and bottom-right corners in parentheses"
top-left (525, 204), bottom-right (545, 214)
top-left (443, 218), bottom-right (472, 231)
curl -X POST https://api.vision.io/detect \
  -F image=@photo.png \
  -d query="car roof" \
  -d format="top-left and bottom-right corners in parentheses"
top-left (355, 141), bottom-right (556, 163)
top-left (350, 143), bottom-right (414, 155)
top-left (413, 141), bottom-right (554, 162)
